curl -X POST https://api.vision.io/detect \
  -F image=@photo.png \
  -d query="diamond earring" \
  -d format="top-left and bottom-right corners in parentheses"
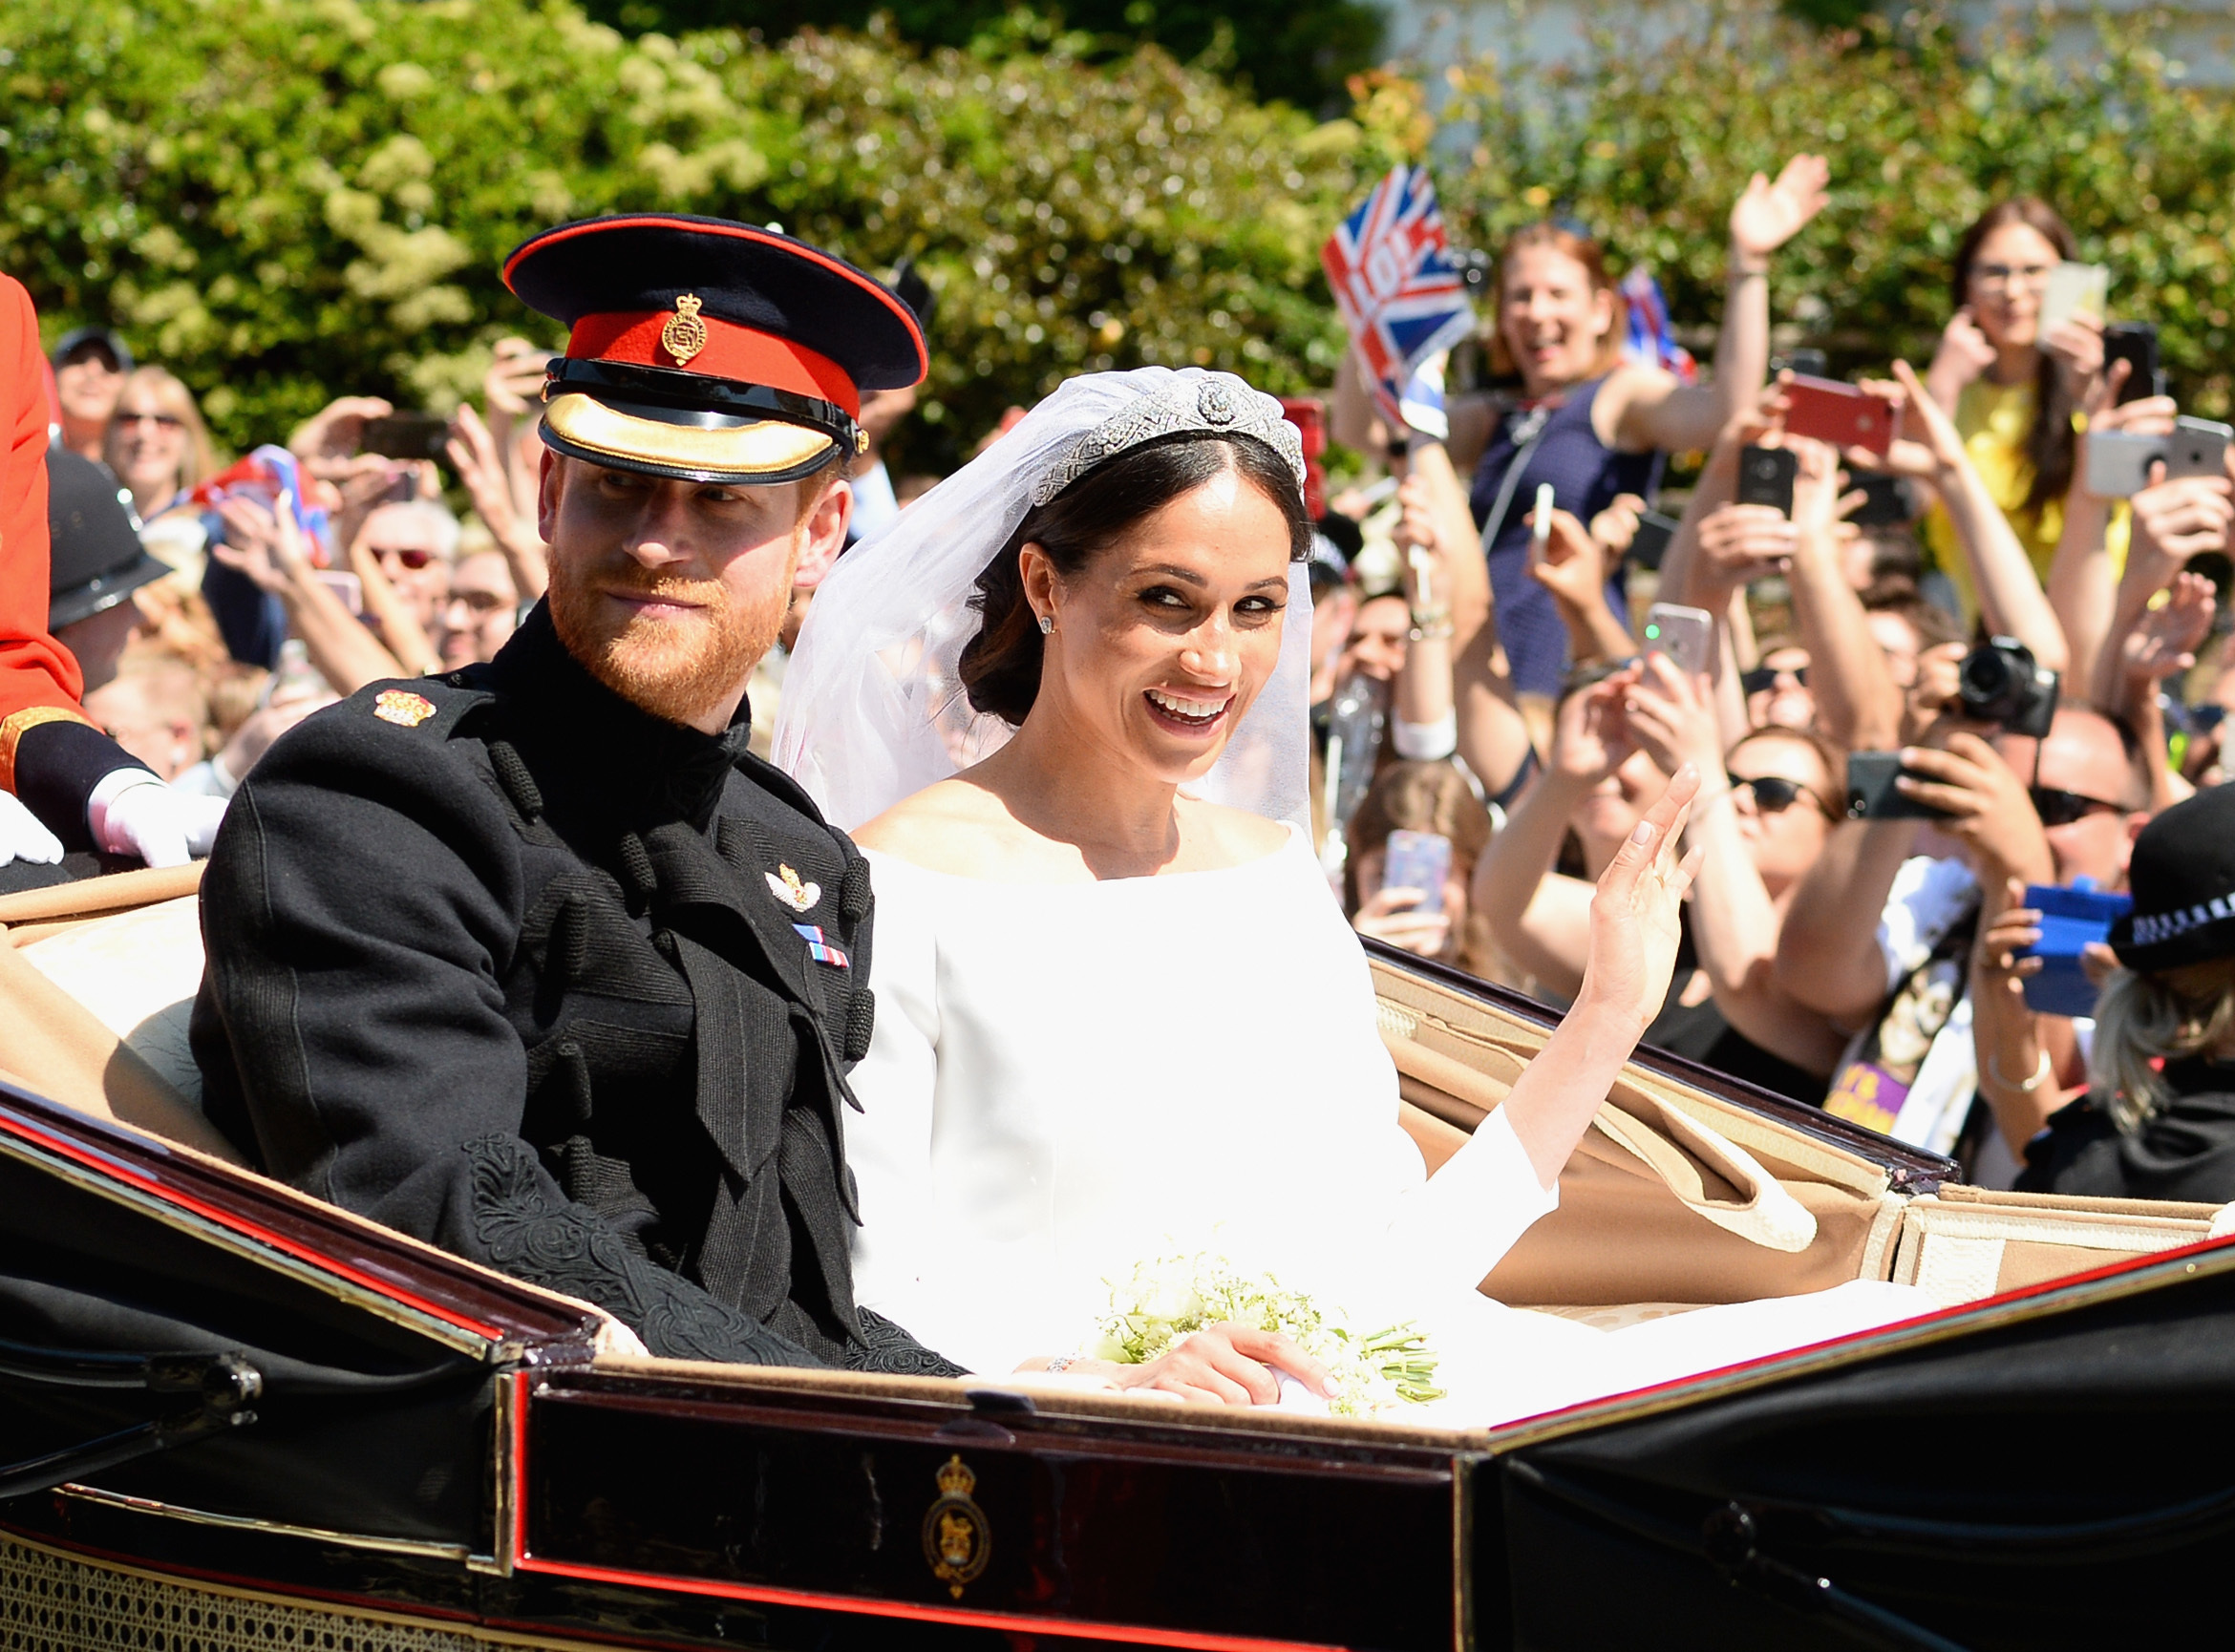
top-left (1037, 613), bottom-right (1054, 636)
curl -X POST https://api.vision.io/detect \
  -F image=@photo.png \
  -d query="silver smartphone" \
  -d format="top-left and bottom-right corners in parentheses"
top-left (1643, 602), bottom-right (1714, 675)
top-left (2086, 417), bottom-right (2234, 497)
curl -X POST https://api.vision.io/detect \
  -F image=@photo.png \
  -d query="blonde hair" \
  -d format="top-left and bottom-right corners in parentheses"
top-left (105, 366), bottom-right (217, 495)
top-left (2087, 957), bottom-right (2235, 1133)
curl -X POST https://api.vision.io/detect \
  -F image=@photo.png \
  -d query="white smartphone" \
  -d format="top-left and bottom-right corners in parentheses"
top-left (1643, 602), bottom-right (1714, 675)
top-left (1530, 482), bottom-right (1555, 560)
top-left (2039, 261), bottom-right (2108, 338)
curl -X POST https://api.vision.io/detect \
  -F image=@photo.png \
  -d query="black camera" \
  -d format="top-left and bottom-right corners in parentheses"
top-left (1957, 636), bottom-right (2058, 738)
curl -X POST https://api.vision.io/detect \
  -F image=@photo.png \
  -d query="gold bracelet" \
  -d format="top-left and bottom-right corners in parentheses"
top-left (1988, 1048), bottom-right (2055, 1092)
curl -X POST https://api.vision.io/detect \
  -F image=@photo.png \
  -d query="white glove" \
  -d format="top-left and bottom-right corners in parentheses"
top-left (88, 769), bottom-right (229, 868)
top-left (0, 789), bottom-right (65, 867)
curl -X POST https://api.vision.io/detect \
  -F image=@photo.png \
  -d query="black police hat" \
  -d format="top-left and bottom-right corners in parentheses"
top-left (49, 449), bottom-right (169, 630)
top-left (502, 214), bottom-right (926, 487)
top-left (52, 327), bottom-right (134, 375)
top-left (2111, 783), bottom-right (2235, 975)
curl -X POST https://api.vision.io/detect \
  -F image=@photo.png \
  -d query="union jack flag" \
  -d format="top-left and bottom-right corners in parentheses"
top-left (1620, 265), bottom-right (1698, 385)
top-left (1323, 166), bottom-right (1476, 434)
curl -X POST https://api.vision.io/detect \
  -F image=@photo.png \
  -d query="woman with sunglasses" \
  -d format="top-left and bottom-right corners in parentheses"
top-left (1475, 656), bottom-right (1846, 1102)
top-left (103, 367), bottom-right (216, 522)
top-left (1625, 658), bottom-right (1851, 1100)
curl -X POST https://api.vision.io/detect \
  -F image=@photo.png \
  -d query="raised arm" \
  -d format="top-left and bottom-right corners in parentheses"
top-left (2049, 372), bottom-right (2172, 697)
top-left (1783, 437), bottom-right (1902, 751)
top-left (1394, 440), bottom-right (1535, 796)
top-left (1501, 766), bottom-right (1702, 1189)
top-left (1878, 360), bottom-right (2068, 670)
top-left (1623, 656), bottom-right (1847, 1073)
top-left (1774, 814), bottom-right (1920, 1025)
top-left (211, 494), bottom-right (410, 696)
top-left (1606, 155), bottom-right (1830, 455)
top-left (1470, 673), bottom-right (1637, 998)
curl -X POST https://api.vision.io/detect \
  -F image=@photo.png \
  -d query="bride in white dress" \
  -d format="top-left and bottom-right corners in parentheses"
top-left (774, 368), bottom-right (1920, 1426)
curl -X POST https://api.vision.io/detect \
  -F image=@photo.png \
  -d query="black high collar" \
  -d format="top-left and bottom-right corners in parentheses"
top-left (483, 601), bottom-right (753, 833)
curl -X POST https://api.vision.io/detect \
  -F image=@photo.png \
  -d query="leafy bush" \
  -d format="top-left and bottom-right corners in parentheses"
top-left (1420, 1), bottom-right (2235, 416)
top-left (10, 0), bottom-right (2229, 480)
top-left (1, 0), bottom-right (1378, 467)
top-left (579, 0), bottom-right (1386, 115)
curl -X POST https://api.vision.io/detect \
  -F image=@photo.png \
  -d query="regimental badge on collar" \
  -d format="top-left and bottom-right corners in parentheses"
top-left (661, 293), bottom-right (709, 368)
top-left (372, 689), bottom-right (436, 728)
top-left (766, 863), bottom-right (820, 912)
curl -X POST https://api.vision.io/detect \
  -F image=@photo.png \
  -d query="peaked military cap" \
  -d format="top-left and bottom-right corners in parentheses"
top-left (503, 214), bottom-right (927, 486)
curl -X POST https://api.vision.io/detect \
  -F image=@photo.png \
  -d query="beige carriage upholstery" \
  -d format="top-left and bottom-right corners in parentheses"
top-left (1, 868), bottom-right (2225, 1321)
top-left (0, 866), bottom-right (240, 1162)
top-left (1372, 957), bottom-right (2232, 1313)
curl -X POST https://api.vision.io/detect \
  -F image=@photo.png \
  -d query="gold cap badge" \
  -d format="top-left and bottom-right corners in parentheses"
top-left (660, 293), bottom-right (709, 368)
top-left (373, 689), bottom-right (436, 729)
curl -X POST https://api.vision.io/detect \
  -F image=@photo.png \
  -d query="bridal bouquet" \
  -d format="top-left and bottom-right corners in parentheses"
top-left (1092, 1251), bottom-right (1442, 1418)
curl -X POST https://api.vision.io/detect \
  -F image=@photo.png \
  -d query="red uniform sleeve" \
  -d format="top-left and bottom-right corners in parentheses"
top-left (0, 274), bottom-right (94, 794)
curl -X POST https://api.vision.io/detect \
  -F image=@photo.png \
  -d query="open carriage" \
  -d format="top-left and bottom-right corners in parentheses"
top-left (1, 868), bottom-right (2230, 1651)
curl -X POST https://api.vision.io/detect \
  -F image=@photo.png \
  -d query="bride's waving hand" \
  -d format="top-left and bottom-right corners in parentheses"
top-left (1499, 764), bottom-right (1702, 1189)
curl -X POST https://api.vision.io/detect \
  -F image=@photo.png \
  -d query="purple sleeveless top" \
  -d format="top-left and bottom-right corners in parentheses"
top-left (1468, 376), bottom-right (1660, 698)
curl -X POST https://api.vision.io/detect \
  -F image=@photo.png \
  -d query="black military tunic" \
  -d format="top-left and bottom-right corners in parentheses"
top-left (191, 604), bottom-right (958, 1374)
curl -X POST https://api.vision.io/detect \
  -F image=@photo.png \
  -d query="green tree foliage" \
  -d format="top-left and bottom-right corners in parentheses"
top-left (1424, 1), bottom-right (2235, 415)
top-left (10, 0), bottom-right (2231, 477)
top-left (0, 0), bottom-right (1376, 467)
top-left (579, 0), bottom-right (1385, 114)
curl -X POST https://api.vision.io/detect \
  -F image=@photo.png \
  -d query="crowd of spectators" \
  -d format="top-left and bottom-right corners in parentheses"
top-left (22, 180), bottom-right (2235, 1208)
top-left (1312, 186), bottom-right (2235, 1204)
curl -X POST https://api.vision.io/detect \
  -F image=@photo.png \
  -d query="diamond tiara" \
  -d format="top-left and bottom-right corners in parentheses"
top-left (1029, 372), bottom-right (1308, 508)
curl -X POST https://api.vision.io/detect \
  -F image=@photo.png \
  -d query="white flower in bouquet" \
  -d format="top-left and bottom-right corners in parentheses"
top-left (1092, 1251), bottom-right (1442, 1419)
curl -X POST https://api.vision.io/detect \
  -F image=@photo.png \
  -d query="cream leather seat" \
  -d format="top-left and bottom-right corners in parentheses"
top-left (0, 867), bottom-right (242, 1163)
top-left (19, 894), bottom-right (205, 1107)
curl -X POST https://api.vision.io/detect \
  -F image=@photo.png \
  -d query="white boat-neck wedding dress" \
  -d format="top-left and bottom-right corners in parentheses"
top-left (845, 824), bottom-right (1919, 1426)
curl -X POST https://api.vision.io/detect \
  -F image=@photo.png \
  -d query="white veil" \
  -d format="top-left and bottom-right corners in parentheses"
top-left (772, 367), bottom-right (1314, 832)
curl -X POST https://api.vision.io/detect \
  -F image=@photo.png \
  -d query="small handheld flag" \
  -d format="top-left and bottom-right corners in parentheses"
top-left (1323, 166), bottom-right (1477, 435)
top-left (1620, 265), bottom-right (1697, 385)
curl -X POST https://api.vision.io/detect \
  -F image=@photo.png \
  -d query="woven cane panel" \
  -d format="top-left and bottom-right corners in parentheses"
top-left (0, 1538), bottom-right (481, 1652)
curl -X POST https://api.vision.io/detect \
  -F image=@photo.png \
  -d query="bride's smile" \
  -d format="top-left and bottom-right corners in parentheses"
top-left (1025, 463), bottom-right (1294, 785)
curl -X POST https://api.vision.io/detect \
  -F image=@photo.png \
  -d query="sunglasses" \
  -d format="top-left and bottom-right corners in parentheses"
top-left (1729, 773), bottom-right (1831, 816)
top-left (372, 545), bottom-right (436, 570)
top-left (1739, 665), bottom-right (1810, 697)
top-left (2029, 785), bottom-right (2125, 827)
top-left (115, 411), bottom-right (183, 431)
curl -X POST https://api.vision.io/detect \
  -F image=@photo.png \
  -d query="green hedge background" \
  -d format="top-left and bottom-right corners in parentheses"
top-left (5, 0), bottom-right (2229, 477)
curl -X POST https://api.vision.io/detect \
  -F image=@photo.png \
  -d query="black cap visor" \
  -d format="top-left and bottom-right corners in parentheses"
top-left (51, 552), bottom-right (171, 632)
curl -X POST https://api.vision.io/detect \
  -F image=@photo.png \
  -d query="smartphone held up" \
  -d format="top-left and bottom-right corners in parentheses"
top-left (1380, 830), bottom-right (1454, 916)
top-left (1780, 375), bottom-right (1897, 457)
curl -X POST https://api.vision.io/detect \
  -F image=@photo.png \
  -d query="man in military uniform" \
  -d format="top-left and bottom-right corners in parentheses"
top-left (192, 217), bottom-right (957, 1374)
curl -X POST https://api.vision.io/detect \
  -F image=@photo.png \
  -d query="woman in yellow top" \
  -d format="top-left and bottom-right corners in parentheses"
top-left (1920, 199), bottom-right (2126, 628)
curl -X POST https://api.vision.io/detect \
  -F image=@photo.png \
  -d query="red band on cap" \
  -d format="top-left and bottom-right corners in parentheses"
top-left (566, 311), bottom-right (861, 417)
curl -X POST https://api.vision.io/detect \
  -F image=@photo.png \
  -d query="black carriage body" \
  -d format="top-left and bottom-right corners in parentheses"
top-left (2, 950), bottom-right (2232, 1652)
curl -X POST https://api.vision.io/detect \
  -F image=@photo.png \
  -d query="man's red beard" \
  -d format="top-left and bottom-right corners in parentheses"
top-left (548, 556), bottom-right (787, 729)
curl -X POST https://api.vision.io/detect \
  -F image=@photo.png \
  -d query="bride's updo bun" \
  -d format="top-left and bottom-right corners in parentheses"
top-left (958, 431), bottom-right (1311, 726)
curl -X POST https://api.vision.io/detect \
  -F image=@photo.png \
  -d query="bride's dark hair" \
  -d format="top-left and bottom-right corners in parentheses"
top-left (958, 431), bottom-right (1311, 726)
